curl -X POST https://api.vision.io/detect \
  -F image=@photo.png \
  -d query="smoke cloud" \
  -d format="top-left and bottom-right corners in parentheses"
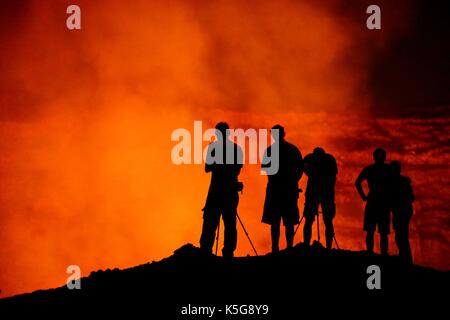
top-left (0, 0), bottom-right (447, 297)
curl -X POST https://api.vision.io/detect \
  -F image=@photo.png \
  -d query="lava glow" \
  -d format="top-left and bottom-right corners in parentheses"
top-left (0, 0), bottom-right (448, 297)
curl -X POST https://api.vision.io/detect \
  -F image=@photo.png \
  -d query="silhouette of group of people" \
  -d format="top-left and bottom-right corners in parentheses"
top-left (199, 122), bottom-right (414, 265)
top-left (355, 148), bottom-right (414, 264)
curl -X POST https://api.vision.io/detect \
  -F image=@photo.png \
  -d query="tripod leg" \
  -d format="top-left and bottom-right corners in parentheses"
top-left (317, 212), bottom-right (320, 243)
top-left (237, 213), bottom-right (258, 256)
top-left (334, 235), bottom-right (340, 249)
top-left (286, 225), bottom-right (294, 249)
top-left (271, 223), bottom-right (280, 253)
top-left (215, 219), bottom-right (220, 255)
top-left (293, 215), bottom-right (304, 237)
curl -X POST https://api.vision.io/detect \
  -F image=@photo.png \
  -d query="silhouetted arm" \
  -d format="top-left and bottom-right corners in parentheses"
top-left (355, 169), bottom-right (368, 201)
top-left (296, 149), bottom-right (304, 182)
top-left (235, 145), bottom-right (243, 176)
top-left (330, 155), bottom-right (338, 186)
top-left (205, 144), bottom-right (214, 173)
top-left (261, 147), bottom-right (271, 173)
top-left (303, 154), bottom-right (313, 177)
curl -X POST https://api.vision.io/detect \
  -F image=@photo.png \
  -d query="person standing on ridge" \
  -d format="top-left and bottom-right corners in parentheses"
top-left (200, 122), bottom-right (243, 259)
top-left (262, 125), bottom-right (303, 253)
top-left (302, 147), bottom-right (338, 249)
top-left (355, 148), bottom-right (391, 255)
top-left (390, 160), bottom-right (414, 265)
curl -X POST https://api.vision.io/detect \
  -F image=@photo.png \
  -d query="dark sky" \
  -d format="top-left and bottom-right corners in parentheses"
top-left (366, 0), bottom-right (450, 117)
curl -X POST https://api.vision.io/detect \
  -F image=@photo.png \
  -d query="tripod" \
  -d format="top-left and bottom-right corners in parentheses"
top-left (214, 213), bottom-right (259, 256)
top-left (293, 211), bottom-right (340, 249)
top-left (237, 213), bottom-right (259, 256)
top-left (215, 219), bottom-right (220, 255)
top-left (293, 215), bottom-right (304, 237)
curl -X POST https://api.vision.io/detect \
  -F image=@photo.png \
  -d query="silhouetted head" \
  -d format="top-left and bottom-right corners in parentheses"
top-left (390, 160), bottom-right (401, 176)
top-left (271, 124), bottom-right (285, 141)
top-left (373, 148), bottom-right (386, 164)
top-left (313, 147), bottom-right (325, 156)
top-left (215, 122), bottom-right (230, 140)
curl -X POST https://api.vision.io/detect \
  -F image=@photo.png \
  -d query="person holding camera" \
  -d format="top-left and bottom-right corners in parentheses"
top-left (200, 122), bottom-right (243, 259)
top-left (261, 125), bottom-right (303, 253)
top-left (302, 147), bottom-right (338, 249)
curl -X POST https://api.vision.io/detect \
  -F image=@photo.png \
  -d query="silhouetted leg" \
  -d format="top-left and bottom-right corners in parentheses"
top-left (271, 220), bottom-right (281, 253)
top-left (393, 214), bottom-right (401, 252)
top-left (394, 222), bottom-right (402, 256)
top-left (366, 231), bottom-right (374, 253)
top-left (303, 201), bottom-right (317, 246)
top-left (404, 225), bottom-right (412, 264)
top-left (379, 205), bottom-right (391, 256)
top-left (200, 210), bottom-right (220, 254)
top-left (395, 230), bottom-right (406, 261)
top-left (285, 224), bottom-right (294, 249)
top-left (396, 224), bottom-right (412, 265)
top-left (322, 201), bottom-right (336, 249)
top-left (303, 217), bottom-right (314, 246)
top-left (380, 233), bottom-right (389, 256)
top-left (222, 208), bottom-right (237, 258)
top-left (323, 217), bottom-right (334, 250)
top-left (364, 202), bottom-right (376, 253)
top-left (404, 239), bottom-right (413, 264)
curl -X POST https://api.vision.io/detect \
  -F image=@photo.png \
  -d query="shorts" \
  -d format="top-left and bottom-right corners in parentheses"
top-left (364, 200), bottom-right (390, 235)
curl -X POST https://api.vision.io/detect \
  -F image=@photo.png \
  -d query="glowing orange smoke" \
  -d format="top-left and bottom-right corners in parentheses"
top-left (0, 0), bottom-right (448, 297)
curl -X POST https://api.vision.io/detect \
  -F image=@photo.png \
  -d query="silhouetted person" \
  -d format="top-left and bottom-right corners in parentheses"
top-left (200, 122), bottom-right (243, 259)
top-left (262, 125), bottom-right (303, 253)
top-left (390, 161), bottom-right (414, 265)
top-left (303, 147), bottom-right (338, 249)
top-left (355, 148), bottom-right (391, 255)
